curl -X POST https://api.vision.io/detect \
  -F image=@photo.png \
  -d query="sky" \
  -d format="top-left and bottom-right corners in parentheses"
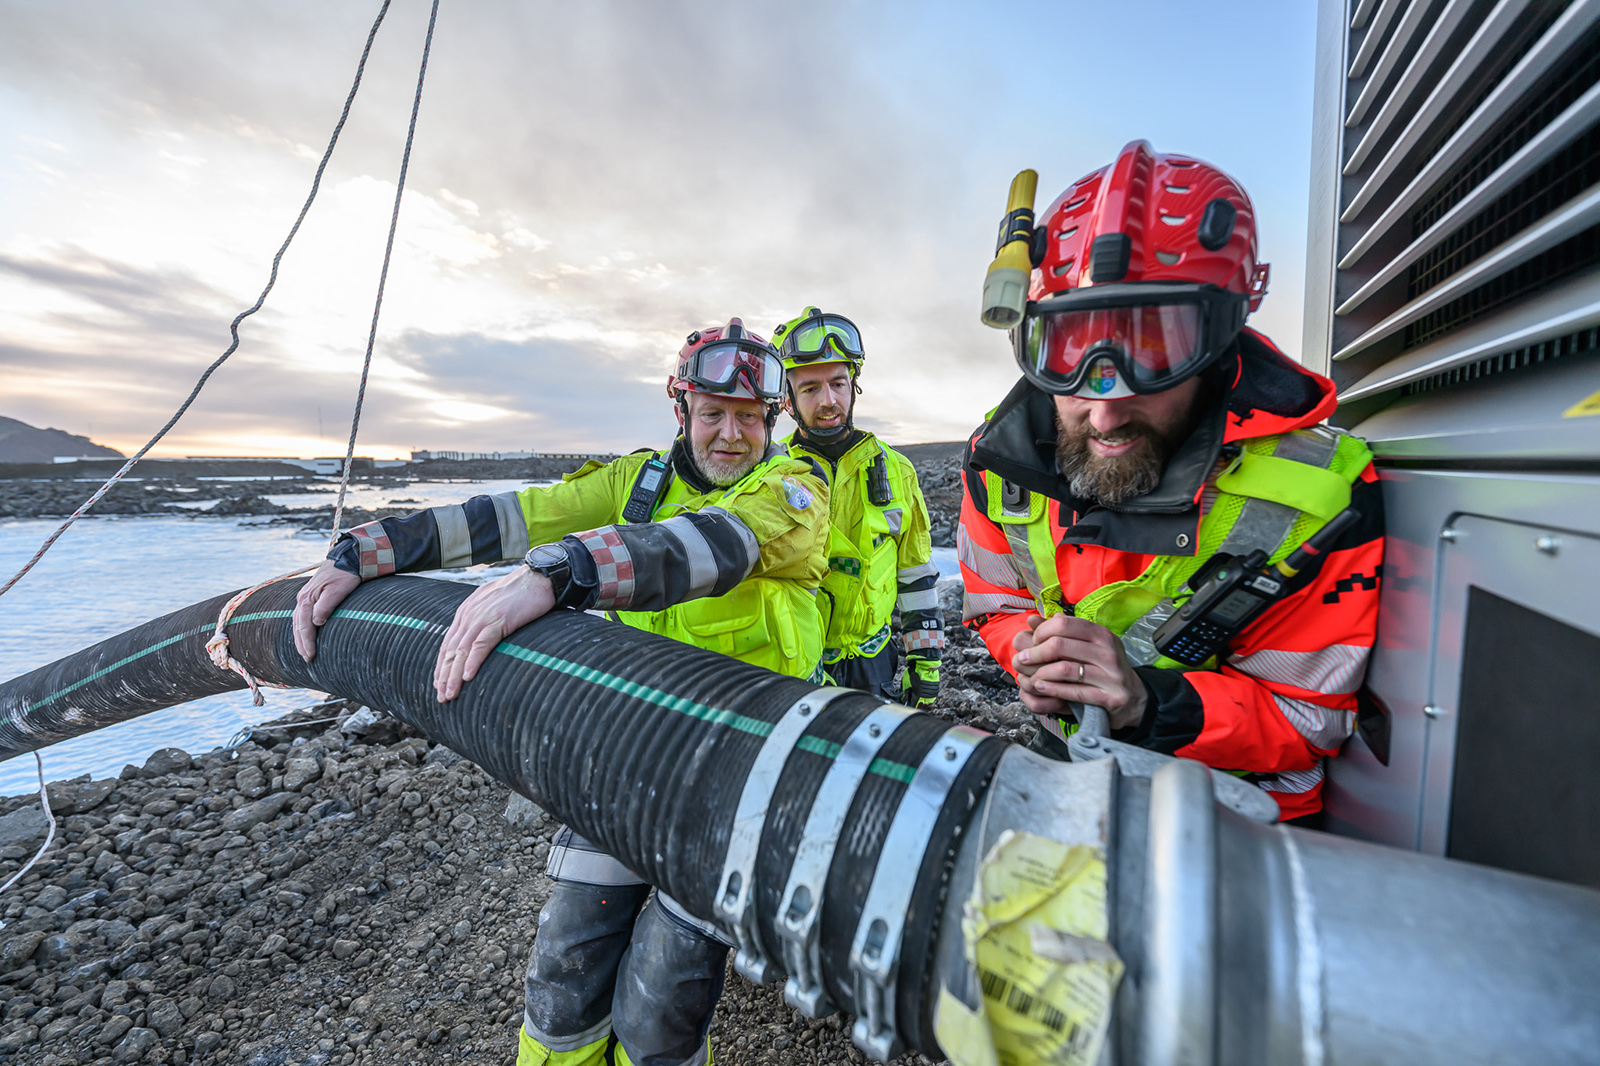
top-left (0, 0), bottom-right (1319, 459)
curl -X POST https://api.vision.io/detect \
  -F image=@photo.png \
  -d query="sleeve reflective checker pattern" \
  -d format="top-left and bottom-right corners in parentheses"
top-left (898, 561), bottom-right (945, 655)
top-left (570, 510), bottom-right (758, 612)
top-left (346, 521), bottom-right (396, 579)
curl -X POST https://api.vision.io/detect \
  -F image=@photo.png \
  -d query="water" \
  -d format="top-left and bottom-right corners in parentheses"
top-left (0, 478), bottom-right (960, 797)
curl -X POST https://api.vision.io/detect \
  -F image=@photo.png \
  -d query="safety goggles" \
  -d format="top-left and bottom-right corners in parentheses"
top-left (776, 312), bottom-right (865, 364)
top-left (680, 339), bottom-right (786, 400)
top-left (1013, 282), bottom-right (1248, 396)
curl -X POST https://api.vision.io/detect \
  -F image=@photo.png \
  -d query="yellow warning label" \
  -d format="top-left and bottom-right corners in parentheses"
top-left (934, 831), bottom-right (1123, 1066)
top-left (1563, 387), bottom-right (1600, 419)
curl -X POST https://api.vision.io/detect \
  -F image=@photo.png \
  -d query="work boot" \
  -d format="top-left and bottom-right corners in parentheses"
top-left (520, 878), bottom-right (651, 1061)
top-left (612, 893), bottom-right (729, 1066)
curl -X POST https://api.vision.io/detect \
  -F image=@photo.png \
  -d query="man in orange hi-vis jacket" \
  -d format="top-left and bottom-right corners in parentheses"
top-left (958, 141), bottom-right (1384, 821)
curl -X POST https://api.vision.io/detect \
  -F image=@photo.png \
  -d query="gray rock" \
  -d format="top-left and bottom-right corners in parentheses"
top-left (194, 1030), bottom-right (223, 1054)
top-left (99, 920), bottom-right (137, 947)
top-left (504, 792), bottom-right (542, 827)
top-left (96, 1012), bottom-right (135, 1045)
top-left (282, 756), bottom-right (322, 791)
top-left (449, 813), bottom-right (476, 832)
top-left (0, 805), bottom-right (49, 847)
top-left (45, 776), bottom-right (117, 815)
top-left (423, 745), bottom-right (464, 769)
top-left (0, 1025), bottom-right (37, 1052)
top-left (330, 939), bottom-right (360, 960)
top-left (112, 1025), bottom-right (157, 1062)
top-left (35, 933), bottom-right (78, 964)
top-left (146, 997), bottom-right (183, 1037)
top-left (35, 885), bottom-right (68, 910)
top-left (141, 749), bottom-right (192, 777)
top-left (222, 793), bottom-right (292, 833)
top-left (206, 973), bottom-right (236, 1000)
top-left (258, 933), bottom-right (289, 957)
top-left (937, 574), bottom-right (965, 618)
top-left (234, 765), bottom-right (269, 799)
top-left (0, 931), bottom-right (45, 970)
top-left (338, 707), bottom-right (381, 735)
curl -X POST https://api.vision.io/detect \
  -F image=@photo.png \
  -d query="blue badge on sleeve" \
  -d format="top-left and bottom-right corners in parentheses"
top-left (782, 477), bottom-right (813, 510)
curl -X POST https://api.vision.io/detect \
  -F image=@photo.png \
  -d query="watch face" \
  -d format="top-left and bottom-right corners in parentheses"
top-left (525, 544), bottom-right (564, 570)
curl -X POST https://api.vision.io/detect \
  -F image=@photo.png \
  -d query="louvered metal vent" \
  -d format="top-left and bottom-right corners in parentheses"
top-left (1303, 0), bottom-right (1600, 404)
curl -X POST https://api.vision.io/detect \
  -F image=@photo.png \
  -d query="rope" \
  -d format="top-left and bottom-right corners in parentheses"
top-left (0, 0), bottom-right (395, 602)
top-left (206, 565), bottom-right (321, 704)
top-left (213, 0), bottom-right (442, 691)
top-left (0, 754), bottom-right (58, 928)
top-left (328, 0), bottom-right (442, 546)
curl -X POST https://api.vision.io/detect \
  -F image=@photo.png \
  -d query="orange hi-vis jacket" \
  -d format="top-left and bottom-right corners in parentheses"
top-left (957, 330), bottom-right (1385, 819)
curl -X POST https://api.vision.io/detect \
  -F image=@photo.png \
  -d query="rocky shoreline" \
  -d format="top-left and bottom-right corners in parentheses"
top-left (0, 583), bottom-right (1028, 1065)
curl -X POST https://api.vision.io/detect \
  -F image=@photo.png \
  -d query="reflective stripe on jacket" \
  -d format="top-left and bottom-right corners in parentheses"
top-left (958, 329), bottom-right (1385, 819)
top-left (785, 432), bottom-right (943, 662)
top-left (331, 441), bottom-right (830, 679)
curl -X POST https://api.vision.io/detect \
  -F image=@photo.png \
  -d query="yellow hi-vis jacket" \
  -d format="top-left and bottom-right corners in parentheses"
top-left (335, 441), bottom-right (830, 681)
top-left (785, 432), bottom-right (944, 663)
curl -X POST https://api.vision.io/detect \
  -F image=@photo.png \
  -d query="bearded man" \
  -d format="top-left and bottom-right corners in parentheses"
top-left (958, 142), bottom-right (1384, 821)
top-left (292, 318), bottom-right (829, 1066)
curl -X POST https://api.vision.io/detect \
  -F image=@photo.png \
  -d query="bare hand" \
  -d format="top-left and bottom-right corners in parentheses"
top-left (1011, 613), bottom-right (1148, 730)
top-left (433, 567), bottom-right (554, 703)
top-left (293, 561), bottom-right (363, 662)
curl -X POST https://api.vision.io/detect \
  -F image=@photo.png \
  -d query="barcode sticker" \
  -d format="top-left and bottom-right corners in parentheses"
top-left (935, 831), bottom-right (1123, 1066)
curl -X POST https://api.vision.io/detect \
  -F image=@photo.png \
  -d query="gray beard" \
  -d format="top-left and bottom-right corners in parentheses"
top-left (693, 442), bottom-right (760, 487)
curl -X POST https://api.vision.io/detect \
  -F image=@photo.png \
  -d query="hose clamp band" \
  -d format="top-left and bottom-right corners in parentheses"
top-left (848, 724), bottom-right (988, 1059)
top-left (778, 702), bottom-right (913, 1018)
top-left (716, 686), bottom-right (857, 986)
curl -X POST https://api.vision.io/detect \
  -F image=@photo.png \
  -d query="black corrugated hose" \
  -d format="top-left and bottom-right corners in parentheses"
top-left (0, 575), bottom-right (1004, 1055)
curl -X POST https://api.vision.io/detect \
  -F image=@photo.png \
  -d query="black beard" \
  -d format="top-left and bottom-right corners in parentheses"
top-left (1055, 413), bottom-right (1187, 507)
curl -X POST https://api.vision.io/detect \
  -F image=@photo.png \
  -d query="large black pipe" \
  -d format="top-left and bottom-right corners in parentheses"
top-left (0, 575), bottom-right (1003, 1055)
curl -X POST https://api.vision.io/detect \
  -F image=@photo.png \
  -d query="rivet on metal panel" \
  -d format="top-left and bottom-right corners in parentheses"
top-left (1424, 704), bottom-right (1446, 720)
top-left (1536, 535), bottom-right (1561, 556)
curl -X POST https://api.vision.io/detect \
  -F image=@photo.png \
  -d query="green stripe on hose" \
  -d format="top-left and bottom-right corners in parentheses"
top-left (14, 610), bottom-right (295, 716)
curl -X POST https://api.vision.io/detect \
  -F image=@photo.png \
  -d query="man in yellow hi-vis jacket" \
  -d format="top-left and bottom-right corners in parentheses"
top-left (773, 307), bottom-right (944, 706)
top-left (291, 319), bottom-right (828, 1066)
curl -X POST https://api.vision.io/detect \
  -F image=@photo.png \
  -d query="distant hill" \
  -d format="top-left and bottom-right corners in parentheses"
top-left (0, 416), bottom-right (124, 464)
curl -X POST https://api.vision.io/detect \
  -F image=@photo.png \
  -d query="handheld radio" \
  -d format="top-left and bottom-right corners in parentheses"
top-left (1152, 508), bottom-right (1361, 666)
top-left (867, 452), bottom-right (893, 507)
top-left (621, 454), bottom-right (672, 524)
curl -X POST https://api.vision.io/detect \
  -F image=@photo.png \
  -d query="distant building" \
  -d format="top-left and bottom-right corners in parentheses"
top-left (409, 450), bottom-right (598, 462)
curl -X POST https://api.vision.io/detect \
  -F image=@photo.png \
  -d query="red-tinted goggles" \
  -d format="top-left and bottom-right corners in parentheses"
top-left (1013, 282), bottom-right (1248, 396)
top-left (680, 339), bottom-right (786, 400)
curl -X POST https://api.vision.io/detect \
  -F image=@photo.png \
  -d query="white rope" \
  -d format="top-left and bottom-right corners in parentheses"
top-left (0, 754), bottom-right (59, 928)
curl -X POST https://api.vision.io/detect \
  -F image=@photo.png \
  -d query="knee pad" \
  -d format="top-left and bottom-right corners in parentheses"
top-left (523, 879), bottom-right (650, 1043)
top-left (613, 895), bottom-right (730, 1066)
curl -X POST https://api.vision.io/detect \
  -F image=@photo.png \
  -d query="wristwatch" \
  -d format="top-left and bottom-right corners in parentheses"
top-left (524, 543), bottom-right (590, 611)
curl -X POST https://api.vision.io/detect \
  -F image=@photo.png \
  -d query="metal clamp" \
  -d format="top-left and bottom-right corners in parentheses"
top-left (777, 703), bottom-right (913, 1016)
top-left (1067, 704), bottom-right (1279, 824)
top-left (715, 687), bottom-right (855, 985)
top-left (848, 725), bottom-right (988, 1059)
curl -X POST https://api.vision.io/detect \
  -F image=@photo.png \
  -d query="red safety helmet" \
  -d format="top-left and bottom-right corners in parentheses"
top-left (1015, 140), bottom-right (1270, 399)
top-left (667, 318), bottom-right (786, 403)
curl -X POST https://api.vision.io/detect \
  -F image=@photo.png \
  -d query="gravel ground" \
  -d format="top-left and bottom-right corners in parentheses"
top-left (0, 584), bottom-right (1032, 1066)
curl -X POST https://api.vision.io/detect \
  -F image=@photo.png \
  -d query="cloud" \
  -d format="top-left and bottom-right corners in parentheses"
top-left (0, 1), bottom-right (1317, 457)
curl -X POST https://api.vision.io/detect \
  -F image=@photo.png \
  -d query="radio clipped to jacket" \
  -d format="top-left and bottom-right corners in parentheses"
top-left (622, 454), bottom-right (672, 524)
top-left (1153, 508), bottom-right (1360, 666)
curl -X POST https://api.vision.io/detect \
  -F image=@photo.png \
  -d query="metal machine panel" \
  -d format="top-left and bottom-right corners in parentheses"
top-left (1323, 469), bottom-right (1600, 849)
top-left (1418, 512), bottom-right (1600, 855)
